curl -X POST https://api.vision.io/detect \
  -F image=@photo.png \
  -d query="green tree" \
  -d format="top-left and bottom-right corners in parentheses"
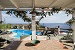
top-left (6, 10), bottom-right (44, 30)
top-left (66, 18), bottom-right (74, 39)
top-left (6, 10), bottom-right (31, 22)
top-left (0, 24), bottom-right (11, 30)
top-left (6, 24), bottom-right (11, 29)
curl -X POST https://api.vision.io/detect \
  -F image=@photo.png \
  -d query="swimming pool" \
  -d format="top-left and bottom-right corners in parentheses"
top-left (9, 29), bottom-right (41, 38)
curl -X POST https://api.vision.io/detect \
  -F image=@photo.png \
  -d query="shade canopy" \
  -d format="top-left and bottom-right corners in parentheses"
top-left (0, 0), bottom-right (75, 10)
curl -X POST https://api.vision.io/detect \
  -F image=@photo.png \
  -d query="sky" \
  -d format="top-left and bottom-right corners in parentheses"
top-left (1, 11), bottom-right (72, 24)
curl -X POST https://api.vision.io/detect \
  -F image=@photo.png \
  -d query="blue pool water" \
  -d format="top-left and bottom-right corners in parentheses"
top-left (10, 29), bottom-right (41, 38)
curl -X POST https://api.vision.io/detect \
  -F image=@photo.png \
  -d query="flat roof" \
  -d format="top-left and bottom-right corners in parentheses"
top-left (0, 0), bottom-right (75, 10)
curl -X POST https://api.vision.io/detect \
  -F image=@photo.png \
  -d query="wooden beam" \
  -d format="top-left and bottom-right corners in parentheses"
top-left (3, 8), bottom-right (52, 11)
top-left (48, 0), bottom-right (57, 7)
top-left (32, 0), bottom-right (35, 8)
top-left (9, 0), bottom-right (18, 8)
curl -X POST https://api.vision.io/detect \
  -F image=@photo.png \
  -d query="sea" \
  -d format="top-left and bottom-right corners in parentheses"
top-left (39, 23), bottom-right (71, 32)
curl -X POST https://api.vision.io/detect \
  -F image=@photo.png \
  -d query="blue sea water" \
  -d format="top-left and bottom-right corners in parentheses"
top-left (39, 23), bottom-right (71, 29)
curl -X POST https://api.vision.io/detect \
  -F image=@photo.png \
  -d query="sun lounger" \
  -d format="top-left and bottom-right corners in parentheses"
top-left (0, 41), bottom-right (7, 46)
top-left (0, 30), bottom-right (2, 33)
top-left (0, 38), bottom-right (7, 47)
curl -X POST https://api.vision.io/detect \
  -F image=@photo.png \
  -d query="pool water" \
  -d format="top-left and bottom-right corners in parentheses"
top-left (10, 29), bottom-right (41, 38)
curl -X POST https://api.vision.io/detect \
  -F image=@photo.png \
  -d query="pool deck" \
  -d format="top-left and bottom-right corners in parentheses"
top-left (3, 40), bottom-right (70, 50)
top-left (0, 34), bottom-right (74, 50)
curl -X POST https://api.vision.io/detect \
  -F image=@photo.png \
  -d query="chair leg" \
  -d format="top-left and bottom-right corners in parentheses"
top-left (47, 34), bottom-right (50, 40)
top-left (53, 34), bottom-right (56, 36)
top-left (73, 45), bottom-right (75, 50)
top-left (54, 33), bottom-right (57, 36)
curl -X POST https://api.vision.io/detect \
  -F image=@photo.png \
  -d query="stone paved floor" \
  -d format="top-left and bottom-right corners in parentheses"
top-left (3, 40), bottom-right (70, 50)
top-left (50, 34), bottom-right (74, 50)
top-left (0, 34), bottom-right (73, 50)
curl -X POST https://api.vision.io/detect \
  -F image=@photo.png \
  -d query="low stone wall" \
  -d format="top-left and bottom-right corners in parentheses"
top-left (20, 35), bottom-right (29, 40)
top-left (21, 35), bottom-right (47, 41)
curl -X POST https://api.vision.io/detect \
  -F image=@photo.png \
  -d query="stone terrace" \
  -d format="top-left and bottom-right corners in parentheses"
top-left (3, 40), bottom-right (70, 50)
